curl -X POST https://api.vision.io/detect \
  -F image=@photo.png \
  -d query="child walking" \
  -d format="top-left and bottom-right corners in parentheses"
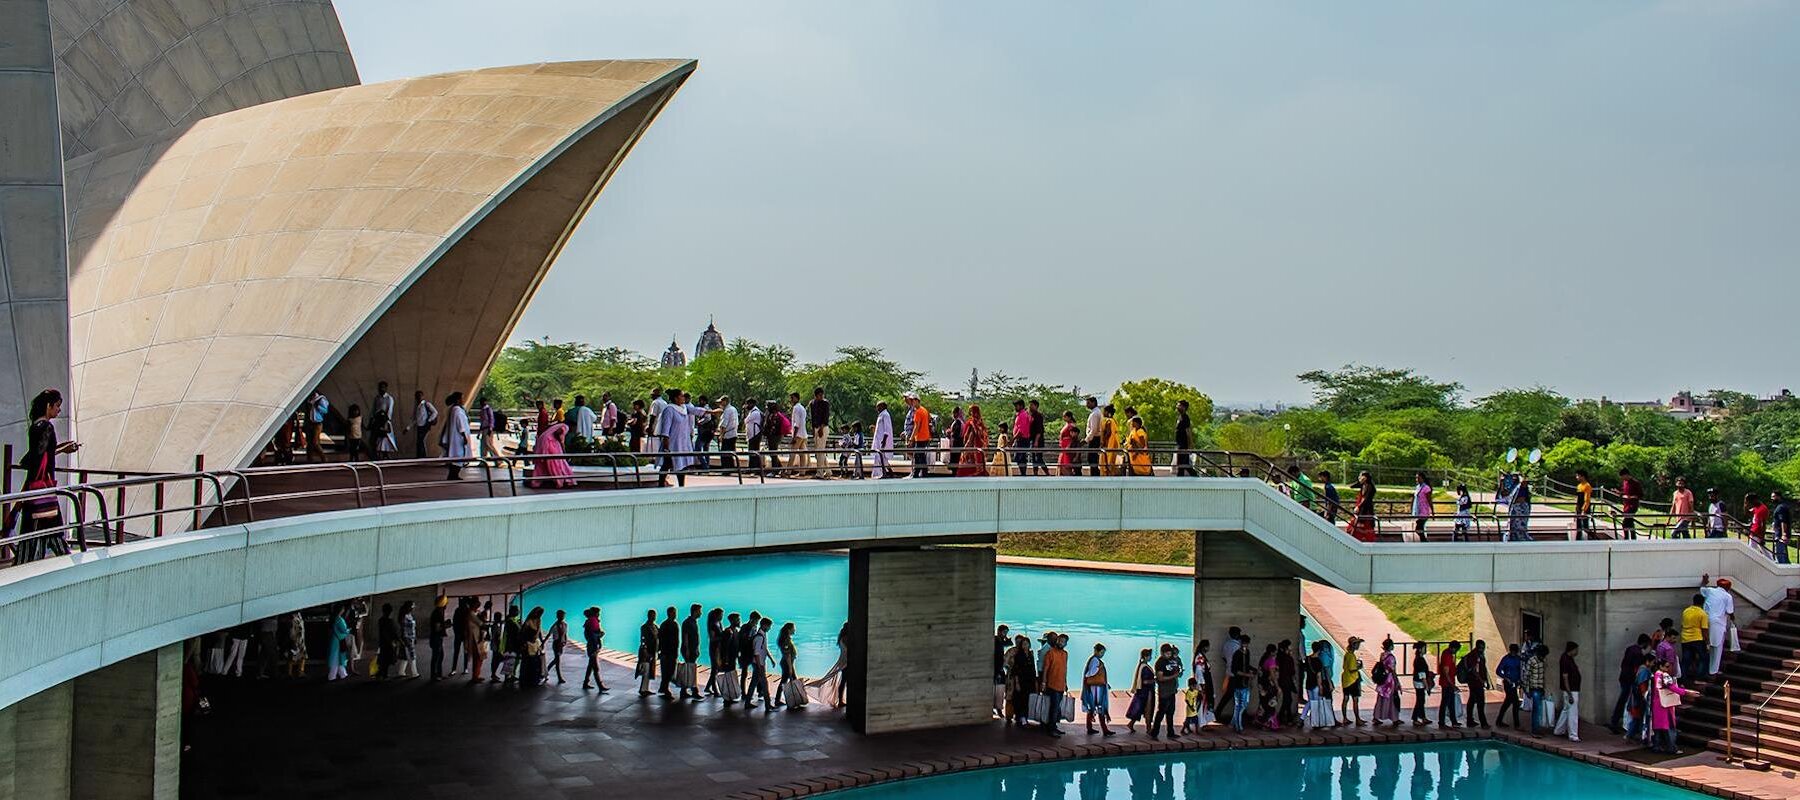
top-left (1179, 677), bottom-right (1203, 734)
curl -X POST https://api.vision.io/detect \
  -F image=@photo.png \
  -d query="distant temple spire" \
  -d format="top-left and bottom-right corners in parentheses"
top-left (660, 335), bottom-right (686, 368)
top-left (694, 316), bottom-right (725, 358)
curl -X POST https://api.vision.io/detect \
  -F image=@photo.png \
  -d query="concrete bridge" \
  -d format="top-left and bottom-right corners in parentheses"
top-left (3, 476), bottom-right (1797, 796)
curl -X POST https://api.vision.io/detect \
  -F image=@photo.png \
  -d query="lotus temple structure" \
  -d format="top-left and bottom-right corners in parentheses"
top-left (0, 0), bottom-right (692, 475)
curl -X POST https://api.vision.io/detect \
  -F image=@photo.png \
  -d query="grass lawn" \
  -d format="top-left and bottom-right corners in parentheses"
top-left (1364, 593), bottom-right (1474, 643)
top-left (997, 531), bottom-right (1192, 567)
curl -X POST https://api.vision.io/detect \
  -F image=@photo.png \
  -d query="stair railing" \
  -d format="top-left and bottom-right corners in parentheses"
top-left (1749, 658), bottom-right (1800, 770)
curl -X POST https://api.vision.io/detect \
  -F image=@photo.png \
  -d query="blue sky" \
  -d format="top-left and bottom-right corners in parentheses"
top-left (336, 1), bottom-right (1799, 405)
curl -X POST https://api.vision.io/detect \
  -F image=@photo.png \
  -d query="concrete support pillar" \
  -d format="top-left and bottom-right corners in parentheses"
top-left (0, 681), bottom-right (72, 800)
top-left (70, 644), bottom-right (183, 800)
top-left (1194, 532), bottom-right (1303, 658)
top-left (1474, 588), bottom-right (1758, 724)
top-left (848, 547), bottom-right (995, 734)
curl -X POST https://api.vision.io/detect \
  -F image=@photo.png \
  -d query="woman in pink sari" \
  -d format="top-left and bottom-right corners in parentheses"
top-left (955, 405), bottom-right (988, 477)
top-left (1057, 411), bottom-right (1079, 475)
top-left (531, 420), bottom-right (576, 489)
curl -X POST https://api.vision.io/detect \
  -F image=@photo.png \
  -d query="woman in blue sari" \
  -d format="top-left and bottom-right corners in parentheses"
top-left (1507, 474), bottom-right (1533, 541)
top-left (327, 605), bottom-right (351, 680)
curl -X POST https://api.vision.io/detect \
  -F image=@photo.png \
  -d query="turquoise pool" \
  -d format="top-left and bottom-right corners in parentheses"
top-left (820, 741), bottom-right (1704, 799)
top-left (520, 552), bottom-right (1333, 685)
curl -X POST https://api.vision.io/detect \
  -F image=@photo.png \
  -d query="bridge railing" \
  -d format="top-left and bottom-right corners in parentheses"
top-left (1, 444), bottom-right (1790, 568)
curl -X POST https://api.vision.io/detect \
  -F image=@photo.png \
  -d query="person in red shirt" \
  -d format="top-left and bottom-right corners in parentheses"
top-left (1437, 642), bottom-right (1462, 727)
top-left (1618, 469), bottom-right (1643, 539)
top-left (1747, 493), bottom-right (1771, 553)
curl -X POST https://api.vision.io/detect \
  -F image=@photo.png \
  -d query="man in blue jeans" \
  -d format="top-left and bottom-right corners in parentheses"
top-left (1229, 634), bottom-right (1254, 732)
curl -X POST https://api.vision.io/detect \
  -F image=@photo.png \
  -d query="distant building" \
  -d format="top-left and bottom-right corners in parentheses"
top-left (1666, 391), bottom-right (1725, 421)
top-left (695, 318), bottom-right (725, 358)
top-left (660, 337), bottom-right (687, 369)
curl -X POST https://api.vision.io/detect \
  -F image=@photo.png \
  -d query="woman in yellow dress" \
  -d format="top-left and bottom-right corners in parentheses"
top-left (1100, 405), bottom-right (1121, 475)
top-left (1126, 416), bottom-right (1152, 476)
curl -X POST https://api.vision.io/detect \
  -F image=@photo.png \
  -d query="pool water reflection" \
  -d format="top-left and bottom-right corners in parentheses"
top-left (522, 552), bottom-right (1332, 685)
top-left (821, 741), bottom-right (1704, 799)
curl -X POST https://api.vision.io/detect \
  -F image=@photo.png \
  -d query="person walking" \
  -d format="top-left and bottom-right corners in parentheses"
top-left (570, 395), bottom-right (597, 441)
top-left (1351, 472), bottom-right (1378, 542)
top-left (1410, 646), bottom-right (1432, 725)
top-left (1099, 405), bottom-right (1121, 475)
top-left (626, 400), bottom-right (648, 453)
top-left (1126, 416), bottom-right (1153, 477)
top-left (808, 387), bottom-right (831, 477)
top-left (1011, 400), bottom-right (1032, 476)
top-left (1338, 637), bottom-right (1365, 726)
top-left (286, 611), bottom-right (308, 678)
top-left (1524, 643), bottom-right (1549, 735)
top-left (1574, 470), bottom-right (1594, 539)
top-left (1214, 627), bottom-right (1243, 719)
top-left (1495, 643), bottom-right (1523, 728)
top-left (1462, 640), bottom-right (1490, 729)
top-left (1617, 468), bottom-right (1643, 539)
top-left (1275, 639), bottom-right (1299, 725)
top-left (396, 601), bottom-right (419, 678)
top-left (429, 596), bottom-right (449, 681)
top-left (439, 392), bottom-right (472, 480)
top-left (680, 604), bottom-right (703, 700)
top-left (1506, 473), bottom-right (1533, 541)
top-left (1649, 659), bottom-right (1691, 753)
top-left (992, 625), bottom-right (1011, 718)
top-left (1082, 396), bottom-right (1103, 476)
top-left (1228, 634), bottom-right (1255, 732)
top-left (1371, 638), bottom-right (1401, 725)
top-left (1152, 644), bottom-right (1184, 737)
top-left (1701, 574), bottom-right (1736, 676)
top-left (750, 617), bottom-right (776, 711)
top-left (477, 396), bottom-right (499, 458)
top-left (1437, 642), bottom-right (1462, 727)
top-left (9, 389), bottom-right (80, 563)
top-left (371, 381), bottom-right (397, 459)
top-left (1007, 634), bottom-right (1036, 725)
top-left (326, 605), bottom-right (351, 681)
top-left (1411, 473), bottom-right (1434, 541)
top-left (600, 392), bottom-right (619, 436)
top-left (547, 609), bottom-right (569, 685)
top-left (1041, 634), bottom-right (1069, 736)
top-left (1082, 643), bottom-right (1115, 736)
top-left (636, 609), bottom-right (659, 696)
top-left (1553, 641), bottom-right (1582, 741)
top-left (1680, 593), bottom-right (1708, 685)
top-left (905, 393), bottom-right (933, 477)
top-left (582, 607), bottom-right (607, 692)
top-left (1610, 634), bottom-right (1649, 734)
top-left (407, 390), bottom-right (438, 459)
top-left (1452, 483), bottom-right (1473, 541)
top-left (304, 388), bottom-right (329, 462)
top-left (1172, 399), bottom-right (1196, 476)
top-left (1670, 477), bottom-right (1696, 538)
top-left (1303, 640), bottom-right (1337, 728)
top-left (1027, 399), bottom-right (1049, 476)
top-left (870, 401), bottom-right (894, 478)
top-left (518, 607), bottom-right (545, 687)
top-left (1056, 411), bottom-right (1079, 475)
top-left (342, 405), bottom-right (371, 461)
top-left (716, 396), bottom-right (739, 470)
top-left (956, 405), bottom-right (988, 477)
top-left (655, 606), bottom-right (680, 698)
top-left (773, 622), bottom-right (802, 709)
top-left (1126, 648), bottom-right (1155, 732)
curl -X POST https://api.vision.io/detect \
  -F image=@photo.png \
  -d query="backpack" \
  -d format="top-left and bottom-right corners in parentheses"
top-left (1371, 661), bottom-right (1390, 685)
top-left (491, 410), bottom-right (508, 434)
top-left (1456, 654), bottom-right (1477, 684)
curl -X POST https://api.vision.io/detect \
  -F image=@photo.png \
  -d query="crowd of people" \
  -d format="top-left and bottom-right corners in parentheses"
top-left (194, 595), bottom-right (845, 714)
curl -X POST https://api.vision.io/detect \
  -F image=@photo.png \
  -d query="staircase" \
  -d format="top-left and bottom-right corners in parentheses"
top-left (1680, 589), bottom-right (1800, 768)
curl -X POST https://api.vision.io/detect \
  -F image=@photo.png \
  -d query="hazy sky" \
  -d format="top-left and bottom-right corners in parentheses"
top-left (336, 1), bottom-right (1799, 406)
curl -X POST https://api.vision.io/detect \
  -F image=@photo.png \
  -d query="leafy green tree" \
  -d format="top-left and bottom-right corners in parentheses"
top-left (1541, 402), bottom-right (1613, 448)
top-left (1356, 431), bottom-right (1439, 470)
top-left (1214, 420), bottom-right (1283, 457)
top-left (684, 338), bottom-right (795, 406)
top-left (482, 339), bottom-right (592, 406)
top-left (1540, 437), bottom-right (1605, 484)
top-left (1109, 378), bottom-right (1214, 443)
top-left (1269, 408), bottom-right (1342, 459)
top-left (788, 346), bottom-right (924, 427)
top-left (1296, 365), bottom-right (1462, 417)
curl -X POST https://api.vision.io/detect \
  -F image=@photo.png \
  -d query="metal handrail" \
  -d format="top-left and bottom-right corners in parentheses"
top-left (1750, 656), bottom-right (1800, 766)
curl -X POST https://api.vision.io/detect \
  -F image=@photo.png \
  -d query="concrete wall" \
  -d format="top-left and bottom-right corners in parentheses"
top-left (0, 0), bottom-right (70, 445)
top-left (0, 643), bottom-right (178, 800)
top-left (1474, 587), bottom-right (1764, 723)
top-left (2, 478), bottom-right (1796, 713)
top-left (1194, 531), bottom-right (1303, 659)
top-left (848, 547), bottom-right (995, 734)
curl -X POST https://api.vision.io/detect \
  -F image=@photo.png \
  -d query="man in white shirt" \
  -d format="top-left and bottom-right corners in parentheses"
top-left (715, 396), bottom-right (739, 469)
top-left (571, 395), bottom-right (597, 440)
top-left (871, 401), bottom-right (894, 479)
top-left (787, 391), bottom-right (808, 476)
top-left (743, 400), bottom-right (764, 471)
top-left (407, 390), bottom-right (438, 458)
top-left (646, 388), bottom-right (667, 454)
top-left (1083, 396), bottom-right (1103, 476)
top-left (1700, 574), bottom-right (1736, 674)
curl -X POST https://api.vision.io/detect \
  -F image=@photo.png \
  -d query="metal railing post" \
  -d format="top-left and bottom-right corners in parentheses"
top-left (192, 454), bottom-right (204, 531)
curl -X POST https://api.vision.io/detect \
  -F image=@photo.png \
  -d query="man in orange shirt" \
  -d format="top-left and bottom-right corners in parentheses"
top-left (1041, 634), bottom-right (1069, 737)
top-left (905, 392), bottom-right (933, 478)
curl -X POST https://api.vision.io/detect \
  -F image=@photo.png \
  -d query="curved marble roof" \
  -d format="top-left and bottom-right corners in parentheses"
top-left (64, 59), bottom-right (695, 472)
top-left (48, 0), bottom-right (359, 159)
